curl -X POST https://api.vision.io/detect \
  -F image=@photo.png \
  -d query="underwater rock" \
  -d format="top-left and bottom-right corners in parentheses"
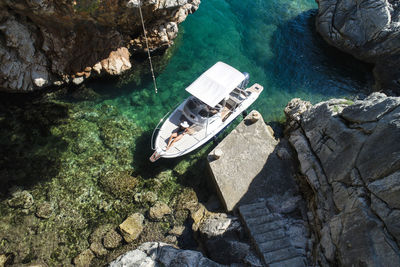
top-left (7, 190), bottom-right (34, 209)
top-left (109, 242), bottom-right (222, 267)
top-left (99, 170), bottom-right (138, 200)
top-left (285, 93), bottom-right (400, 266)
top-left (134, 191), bottom-right (158, 204)
top-left (103, 229), bottom-right (123, 249)
top-left (316, 0), bottom-right (400, 94)
top-left (90, 242), bottom-right (108, 257)
top-left (35, 201), bottom-right (53, 219)
top-left (149, 201), bottom-right (172, 220)
top-left (0, 255), bottom-right (7, 266)
top-left (119, 213), bottom-right (144, 243)
top-left (0, 0), bottom-right (200, 92)
top-left (73, 249), bottom-right (95, 267)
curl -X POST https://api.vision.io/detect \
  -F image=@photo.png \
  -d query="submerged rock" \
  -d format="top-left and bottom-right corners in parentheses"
top-left (73, 249), bottom-right (95, 267)
top-left (7, 189), bottom-right (34, 209)
top-left (119, 213), bottom-right (145, 243)
top-left (103, 229), bottom-right (123, 250)
top-left (149, 201), bottom-right (172, 220)
top-left (285, 92), bottom-right (400, 266)
top-left (35, 201), bottom-right (53, 219)
top-left (316, 0), bottom-right (400, 93)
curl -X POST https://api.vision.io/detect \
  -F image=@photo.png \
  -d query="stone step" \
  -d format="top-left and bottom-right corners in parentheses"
top-left (258, 238), bottom-right (291, 253)
top-left (244, 213), bottom-right (282, 228)
top-left (250, 220), bottom-right (284, 235)
top-left (262, 247), bottom-right (301, 265)
top-left (238, 201), bottom-right (270, 217)
top-left (254, 229), bottom-right (286, 243)
top-left (268, 256), bottom-right (307, 267)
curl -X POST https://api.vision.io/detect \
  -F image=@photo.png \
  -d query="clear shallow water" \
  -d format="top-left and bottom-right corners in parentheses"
top-left (89, 0), bottom-right (372, 129)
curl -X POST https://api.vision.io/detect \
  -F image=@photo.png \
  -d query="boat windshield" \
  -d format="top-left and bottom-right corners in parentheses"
top-left (183, 97), bottom-right (219, 124)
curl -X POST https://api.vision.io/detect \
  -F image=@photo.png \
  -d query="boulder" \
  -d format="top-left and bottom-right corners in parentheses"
top-left (119, 213), bottom-right (144, 243)
top-left (90, 242), bottom-right (108, 257)
top-left (109, 242), bottom-right (222, 267)
top-left (316, 0), bottom-right (400, 93)
top-left (103, 229), bottom-right (123, 249)
top-left (35, 201), bottom-right (53, 219)
top-left (73, 249), bottom-right (95, 267)
top-left (149, 201), bottom-right (172, 220)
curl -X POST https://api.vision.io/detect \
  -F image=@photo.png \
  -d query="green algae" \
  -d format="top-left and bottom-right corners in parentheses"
top-left (0, 91), bottom-right (214, 265)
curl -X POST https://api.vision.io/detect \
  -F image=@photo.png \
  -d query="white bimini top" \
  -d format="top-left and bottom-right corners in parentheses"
top-left (185, 62), bottom-right (245, 107)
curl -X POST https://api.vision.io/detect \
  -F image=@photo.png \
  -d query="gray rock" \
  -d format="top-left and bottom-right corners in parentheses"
top-left (368, 171), bottom-right (400, 209)
top-left (316, 0), bottom-right (400, 93)
top-left (205, 238), bottom-right (250, 264)
top-left (109, 249), bottom-right (153, 267)
top-left (341, 93), bottom-right (400, 123)
top-left (198, 213), bottom-right (238, 239)
top-left (285, 94), bottom-right (400, 265)
top-left (109, 242), bottom-right (223, 267)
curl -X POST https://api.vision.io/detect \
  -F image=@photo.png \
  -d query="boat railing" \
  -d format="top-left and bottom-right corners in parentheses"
top-left (151, 103), bottom-right (180, 150)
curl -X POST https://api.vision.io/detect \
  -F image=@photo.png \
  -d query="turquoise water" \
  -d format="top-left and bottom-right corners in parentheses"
top-left (89, 0), bottom-right (371, 130)
top-left (0, 1), bottom-right (374, 264)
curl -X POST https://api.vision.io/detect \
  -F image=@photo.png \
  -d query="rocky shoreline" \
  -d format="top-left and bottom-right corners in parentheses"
top-left (0, 0), bottom-right (200, 92)
top-left (285, 93), bottom-right (400, 265)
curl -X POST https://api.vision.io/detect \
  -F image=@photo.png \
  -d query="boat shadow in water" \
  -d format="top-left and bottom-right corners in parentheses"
top-left (132, 129), bottom-right (217, 197)
top-left (0, 94), bottom-right (69, 198)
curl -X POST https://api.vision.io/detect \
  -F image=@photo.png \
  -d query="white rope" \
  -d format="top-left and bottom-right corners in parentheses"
top-left (138, 0), bottom-right (158, 94)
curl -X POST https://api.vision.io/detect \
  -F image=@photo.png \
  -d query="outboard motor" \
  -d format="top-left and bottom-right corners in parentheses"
top-left (238, 72), bottom-right (250, 89)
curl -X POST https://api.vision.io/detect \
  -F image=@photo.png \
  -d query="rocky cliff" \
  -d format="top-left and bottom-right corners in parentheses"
top-left (316, 0), bottom-right (400, 94)
top-left (285, 93), bottom-right (400, 266)
top-left (0, 0), bottom-right (199, 92)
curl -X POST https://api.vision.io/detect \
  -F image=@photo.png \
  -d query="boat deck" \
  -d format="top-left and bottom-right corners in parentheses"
top-left (157, 112), bottom-right (207, 155)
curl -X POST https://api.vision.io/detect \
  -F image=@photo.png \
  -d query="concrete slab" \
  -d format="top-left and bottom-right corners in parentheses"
top-left (207, 110), bottom-right (278, 211)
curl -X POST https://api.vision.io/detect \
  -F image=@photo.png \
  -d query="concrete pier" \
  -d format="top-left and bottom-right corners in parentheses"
top-left (207, 110), bottom-right (279, 211)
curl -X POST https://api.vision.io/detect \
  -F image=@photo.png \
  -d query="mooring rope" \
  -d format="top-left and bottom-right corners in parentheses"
top-left (138, 0), bottom-right (158, 94)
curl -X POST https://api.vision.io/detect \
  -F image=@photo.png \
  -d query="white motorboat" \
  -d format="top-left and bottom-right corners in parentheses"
top-left (150, 61), bottom-right (263, 162)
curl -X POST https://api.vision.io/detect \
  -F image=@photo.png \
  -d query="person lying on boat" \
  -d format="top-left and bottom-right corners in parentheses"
top-left (165, 121), bottom-right (190, 150)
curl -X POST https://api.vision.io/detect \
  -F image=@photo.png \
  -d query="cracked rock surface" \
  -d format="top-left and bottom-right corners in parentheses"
top-left (0, 0), bottom-right (200, 92)
top-left (285, 92), bottom-right (400, 266)
top-left (316, 0), bottom-right (400, 94)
